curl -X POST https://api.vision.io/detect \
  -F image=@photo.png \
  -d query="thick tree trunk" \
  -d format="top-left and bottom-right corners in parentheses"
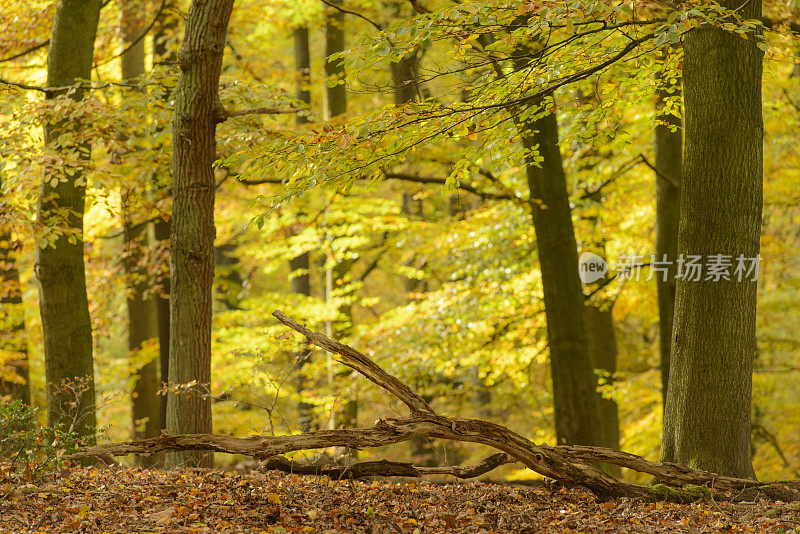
top-left (36, 0), bottom-right (102, 441)
top-left (517, 107), bottom-right (603, 446)
top-left (0, 221), bottom-right (30, 404)
top-left (166, 0), bottom-right (235, 468)
top-left (661, 0), bottom-right (763, 478)
top-left (292, 26), bottom-right (314, 432)
top-left (120, 0), bottom-right (161, 466)
top-left (654, 47), bottom-right (682, 408)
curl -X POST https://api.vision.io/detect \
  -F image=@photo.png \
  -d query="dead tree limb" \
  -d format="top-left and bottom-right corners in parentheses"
top-left (69, 311), bottom-right (800, 502)
top-left (260, 453), bottom-right (513, 480)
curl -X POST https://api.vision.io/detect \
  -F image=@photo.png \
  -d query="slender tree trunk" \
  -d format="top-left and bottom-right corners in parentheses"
top-left (154, 219), bottom-right (170, 429)
top-left (166, 0), bottom-right (235, 468)
top-left (36, 0), bottom-right (102, 441)
top-left (516, 106), bottom-right (603, 446)
top-left (152, 4), bottom-right (177, 432)
top-left (120, 0), bottom-right (161, 466)
top-left (323, 1), bottom-right (346, 120)
top-left (661, 0), bottom-right (763, 478)
top-left (585, 304), bottom-right (621, 476)
top-left (292, 26), bottom-right (314, 432)
top-left (573, 86), bottom-right (620, 457)
top-left (391, 50), bottom-right (420, 106)
top-left (323, 0), bottom-right (357, 458)
top-left (654, 47), bottom-right (682, 408)
top-left (0, 218), bottom-right (30, 404)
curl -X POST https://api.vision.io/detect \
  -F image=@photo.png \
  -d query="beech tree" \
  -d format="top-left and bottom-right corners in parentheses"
top-left (661, 0), bottom-right (764, 478)
top-left (119, 0), bottom-right (161, 462)
top-left (291, 25), bottom-right (314, 432)
top-left (166, 0), bottom-right (235, 468)
top-left (37, 0), bottom-right (102, 441)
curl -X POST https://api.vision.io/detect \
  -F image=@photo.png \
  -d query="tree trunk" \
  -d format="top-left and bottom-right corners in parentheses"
top-left (322, 0), bottom-right (357, 458)
top-left (166, 0), bottom-right (235, 468)
top-left (120, 0), bottom-right (161, 466)
top-left (517, 107), bottom-right (603, 446)
top-left (391, 49), bottom-right (419, 106)
top-left (0, 219), bottom-right (30, 404)
top-left (291, 26), bottom-right (314, 432)
top-left (654, 47), bottom-right (682, 408)
top-left (573, 86), bottom-right (620, 457)
top-left (661, 0), bottom-right (763, 478)
top-left (585, 304), bottom-right (621, 477)
top-left (154, 219), bottom-right (170, 430)
top-left (36, 0), bottom-right (102, 441)
top-left (152, 4), bottom-right (177, 432)
top-left (323, 1), bottom-right (346, 120)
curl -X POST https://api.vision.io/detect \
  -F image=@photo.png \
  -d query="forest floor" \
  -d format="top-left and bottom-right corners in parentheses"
top-left (1, 465), bottom-right (799, 533)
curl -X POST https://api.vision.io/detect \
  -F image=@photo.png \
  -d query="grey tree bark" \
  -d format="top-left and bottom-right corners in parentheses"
top-left (36, 0), bottom-right (102, 441)
top-left (660, 0), bottom-right (763, 478)
top-left (166, 0), bottom-right (235, 468)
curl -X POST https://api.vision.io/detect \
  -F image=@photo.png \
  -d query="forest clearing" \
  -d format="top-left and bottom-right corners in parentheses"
top-left (2, 0), bottom-right (800, 532)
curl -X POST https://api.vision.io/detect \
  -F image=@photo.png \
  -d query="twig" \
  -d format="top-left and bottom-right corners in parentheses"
top-left (218, 106), bottom-right (302, 121)
top-left (640, 153), bottom-right (680, 188)
top-left (320, 0), bottom-right (383, 31)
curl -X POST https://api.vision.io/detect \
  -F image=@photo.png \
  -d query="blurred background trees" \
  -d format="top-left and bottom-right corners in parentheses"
top-left (0, 0), bottom-right (799, 481)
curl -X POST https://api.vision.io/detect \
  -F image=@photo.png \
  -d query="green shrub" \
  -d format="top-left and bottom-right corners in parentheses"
top-left (0, 400), bottom-right (79, 475)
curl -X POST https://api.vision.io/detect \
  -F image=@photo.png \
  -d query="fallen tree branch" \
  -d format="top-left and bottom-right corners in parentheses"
top-left (261, 452), bottom-right (513, 480)
top-left (69, 311), bottom-right (800, 502)
top-left (272, 310), bottom-right (435, 416)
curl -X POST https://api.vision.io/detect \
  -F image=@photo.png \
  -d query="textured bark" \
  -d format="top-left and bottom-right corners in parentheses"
top-left (74, 312), bottom-right (800, 502)
top-left (661, 0), bottom-right (763, 478)
top-left (166, 0), bottom-right (235, 468)
top-left (263, 452), bottom-right (512, 479)
top-left (36, 0), bottom-right (102, 441)
top-left (0, 222), bottom-right (30, 404)
top-left (292, 26), bottom-right (314, 432)
top-left (516, 108), bottom-right (603, 447)
top-left (120, 0), bottom-right (160, 467)
top-left (654, 47), bottom-right (682, 407)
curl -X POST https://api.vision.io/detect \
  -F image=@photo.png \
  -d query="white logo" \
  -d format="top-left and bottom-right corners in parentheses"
top-left (579, 252), bottom-right (608, 284)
